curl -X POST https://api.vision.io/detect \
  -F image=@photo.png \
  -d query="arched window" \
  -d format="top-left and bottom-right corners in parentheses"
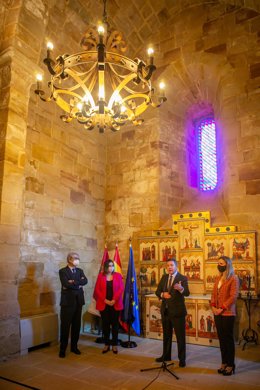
top-left (196, 117), bottom-right (218, 191)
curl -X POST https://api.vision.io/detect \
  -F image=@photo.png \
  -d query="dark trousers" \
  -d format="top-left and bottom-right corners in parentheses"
top-left (214, 315), bottom-right (235, 366)
top-left (162, 312), bottom-right (186, 363)
top-left (60, 303), bottom-right (82, 352)
top-left (100, 305), bottom-right (120, 346)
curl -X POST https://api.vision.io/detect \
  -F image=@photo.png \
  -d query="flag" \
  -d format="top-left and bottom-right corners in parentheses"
top-left (99, 245), bottom-right (109, 273)
top-left (88, 246), bottom-right (109, 317)
top-left (122, 244), bottom-right (141, 336)
top-left (113, 244), bottom-right (127, 331)
top-left (113, 244), bottom-right (123, 276)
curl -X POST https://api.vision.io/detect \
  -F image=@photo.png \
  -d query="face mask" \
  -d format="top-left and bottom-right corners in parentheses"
top-left (218, 265), bottom-right (226, 273)
top-left (72, 259), bottom-right (80, 267)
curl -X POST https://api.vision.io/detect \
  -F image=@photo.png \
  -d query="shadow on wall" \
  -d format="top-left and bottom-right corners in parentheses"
top-left (18, 262), bottom-right (56, 317)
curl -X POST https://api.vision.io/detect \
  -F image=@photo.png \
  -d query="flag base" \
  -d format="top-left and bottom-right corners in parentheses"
top-left (120, 340), bottom-right (137, 348)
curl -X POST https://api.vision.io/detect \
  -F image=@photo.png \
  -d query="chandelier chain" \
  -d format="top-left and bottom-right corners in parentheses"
top-left (102, 0), bottom-right (108, 26)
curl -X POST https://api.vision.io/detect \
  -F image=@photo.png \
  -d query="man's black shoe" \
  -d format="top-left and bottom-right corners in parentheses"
top-left (179, 361), bottom-right (186, 367)
top-left (155, 356), bottom-right (171, 363)
top-left (59, 351), bottom-right (65, 358)
top-left (71, 348), bottom-right (81, 355)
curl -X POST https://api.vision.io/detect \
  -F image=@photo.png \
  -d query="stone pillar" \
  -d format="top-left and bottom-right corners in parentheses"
top-left (0, 48), bottom-right (34, 358)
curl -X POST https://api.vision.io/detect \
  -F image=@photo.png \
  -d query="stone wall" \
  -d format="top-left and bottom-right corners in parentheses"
top-left (18, 87), bottom-right (106, 318)
top-left (0, 0), bottom-right (259, 359)
top-left (105, 115), bottom-right (161, 270)
top-left (0, 0), bottom-right (107, 358)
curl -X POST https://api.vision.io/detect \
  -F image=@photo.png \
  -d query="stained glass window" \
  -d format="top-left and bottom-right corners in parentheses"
top-left (197, 118), bottom-right (218, 191)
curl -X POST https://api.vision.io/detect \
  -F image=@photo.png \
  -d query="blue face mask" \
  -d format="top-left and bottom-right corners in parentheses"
top-left (217, 265), bottom-right (226, 273)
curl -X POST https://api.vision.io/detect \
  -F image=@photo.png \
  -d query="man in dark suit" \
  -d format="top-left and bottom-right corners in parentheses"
top-left (59, 252), bottom-right (88, 358)
top-left (155, 258), bottom-right (190, 367)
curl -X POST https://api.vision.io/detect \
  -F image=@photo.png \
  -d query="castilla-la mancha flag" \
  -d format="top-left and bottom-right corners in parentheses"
top-left (113, 244), bottom-right (123, 276)
top-left (99, 245), bottom-right (109, 273)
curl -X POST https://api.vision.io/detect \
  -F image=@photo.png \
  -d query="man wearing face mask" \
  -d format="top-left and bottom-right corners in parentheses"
top-left (59, 252), bottom-right (88, 358)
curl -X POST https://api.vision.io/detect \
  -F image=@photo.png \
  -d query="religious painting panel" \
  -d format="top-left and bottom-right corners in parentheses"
top-left (230, 232), bottom-right (256, 262)
top-left (197, 302), bottom-right (218, 339)
top-left (205, 263), bottom-right (219, 292)
top-left (180, 253), bottom-right (204, 282)
top-left (159, 238), bottom-right (179, 262)
top-left (185, 302), bottom-right (196, 337)
top-left (204, 235), bottom-right (229, 261)
top-left (145, 298), bottom-right (163, 339)
top-left (179, 221), bottom-right (204, 251)
top-left (140, 240), bottom-right (158, 261)
top-left (139, 264), bottom-right (158, 293)
top-left (233, 263), bottom-right (256, 295)
top-left (145, 297), bottom-right (176, 341)
top-left (159, 263), bottom-right (167, 280)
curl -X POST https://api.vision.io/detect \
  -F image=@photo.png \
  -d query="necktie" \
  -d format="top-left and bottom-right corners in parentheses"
top-left (72, 268), bottom-right (76, 274)
top-left (168, 275), bottom-right (173, 291)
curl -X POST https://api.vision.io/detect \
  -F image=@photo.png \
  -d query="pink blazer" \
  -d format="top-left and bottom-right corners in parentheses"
top-left (93, 272), bottom-right (124, 311)
top-left (210, 274), bottom-right (239, 316)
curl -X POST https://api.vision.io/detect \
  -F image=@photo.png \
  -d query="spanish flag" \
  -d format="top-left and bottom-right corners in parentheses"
top-left (113, 243), bottom-right (123, 275)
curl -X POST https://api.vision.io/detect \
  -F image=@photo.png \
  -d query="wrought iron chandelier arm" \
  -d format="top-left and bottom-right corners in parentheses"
top-left (64, 68), bottom-right (96, 108)
top-left (43, 56), bottom-right (56, 76)
top-left (108, 66), bottom-right (151, 97)
top-left (107, 72), bottom-right (137, 109)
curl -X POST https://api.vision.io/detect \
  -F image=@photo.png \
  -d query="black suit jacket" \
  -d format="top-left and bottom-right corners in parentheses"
top-left (59, 266), bottom-right (88, 307)
top-left (155, 272), bottom-right (190, 318)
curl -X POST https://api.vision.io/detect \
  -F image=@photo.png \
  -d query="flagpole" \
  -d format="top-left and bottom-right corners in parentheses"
top-left (121, 240), bottom-right (138, 348)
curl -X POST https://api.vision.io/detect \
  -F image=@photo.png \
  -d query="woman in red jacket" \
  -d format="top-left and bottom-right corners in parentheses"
top-left (211, 256), bottom-right (239, 376)
top-left (94, 259), bottom-right (124, 354)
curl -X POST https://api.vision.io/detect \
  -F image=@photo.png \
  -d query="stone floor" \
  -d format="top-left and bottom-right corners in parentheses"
top-left (0, 333), bottom-right (259, 390)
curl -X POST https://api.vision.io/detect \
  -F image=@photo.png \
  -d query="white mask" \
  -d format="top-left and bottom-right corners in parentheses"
top-left (72, 259), bottom-right (79, 267)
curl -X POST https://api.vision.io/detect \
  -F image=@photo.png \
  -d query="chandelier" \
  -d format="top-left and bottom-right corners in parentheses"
top-left (35, 0), bottom-right (166, 133)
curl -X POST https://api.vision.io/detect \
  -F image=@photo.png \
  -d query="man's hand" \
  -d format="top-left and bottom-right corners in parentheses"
top-left (173, 281), bottom-right (184, 293)
top-left (68, 279), bottom-right (74, 284)
top-left (162, 292), bottom-right (171, 299)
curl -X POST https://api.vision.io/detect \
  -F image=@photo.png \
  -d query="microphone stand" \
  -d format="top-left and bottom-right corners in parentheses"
top-left (140, 358), bottom-right (179, 382)
top-left (140, 280), bottom-right (179, 388)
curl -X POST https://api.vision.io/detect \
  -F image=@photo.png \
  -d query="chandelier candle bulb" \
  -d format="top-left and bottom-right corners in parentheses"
top-left (98, 25), bottom-right (105, 46)
top-left (46, 42), bottom-right (54, 59)
top-left (36, 74), bottom-right (43, 91)
top-left (159, 82), bottom-right (166, 95)
top-left (147, 48), bottom-right (154, 65)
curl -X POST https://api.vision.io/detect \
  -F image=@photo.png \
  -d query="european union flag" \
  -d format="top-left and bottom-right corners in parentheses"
top-left (122, 245), bottom-right (140, 336)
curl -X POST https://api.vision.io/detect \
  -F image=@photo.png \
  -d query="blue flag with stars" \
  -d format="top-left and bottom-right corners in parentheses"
top-left (122, 245), bottom-right (140, 336)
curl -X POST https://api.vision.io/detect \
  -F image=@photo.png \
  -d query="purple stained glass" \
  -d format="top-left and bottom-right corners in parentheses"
top-left (197, 118), bottom-right (218, 191)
